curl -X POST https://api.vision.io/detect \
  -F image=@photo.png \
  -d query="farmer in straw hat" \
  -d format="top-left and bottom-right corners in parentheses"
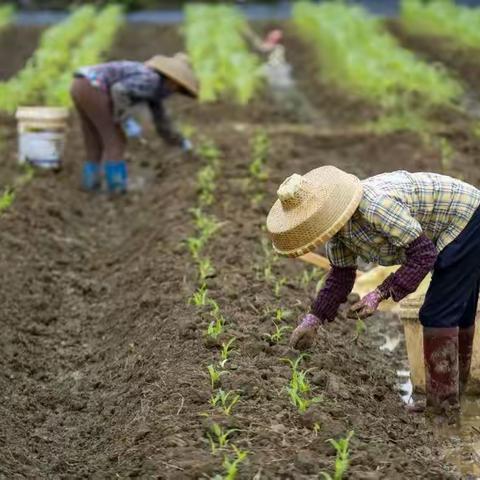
top-left (70, 53), bottom-right (198, 193)
top-left (267, 167), bottom-right (480, 413)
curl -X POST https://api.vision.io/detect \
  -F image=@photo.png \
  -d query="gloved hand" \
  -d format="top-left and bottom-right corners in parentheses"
top-left (181, 138), bottom-right (193, 152)
top-left (289, 313), bottom-right (321, 350)
top-left (104, 161), bottom-right (128, 194)
top-left (349, 289), bottom-right (383, 319)
top-left (82, 162), bottom-right (101, 191)
top-left (122, 117), bottom-right (143, 138)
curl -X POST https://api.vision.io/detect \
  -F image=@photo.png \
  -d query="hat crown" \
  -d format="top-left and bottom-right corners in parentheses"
top-left (277, 173), bottom-right (316, 209)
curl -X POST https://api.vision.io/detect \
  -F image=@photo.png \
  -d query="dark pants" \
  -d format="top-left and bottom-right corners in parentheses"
top-left (420, 207), bottom-right (480, 328)
top-left (70, 77), bottom-right (126, 163)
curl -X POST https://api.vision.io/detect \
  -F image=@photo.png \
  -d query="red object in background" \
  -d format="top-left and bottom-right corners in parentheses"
top-left (263, 29), bottom-right (283, 50)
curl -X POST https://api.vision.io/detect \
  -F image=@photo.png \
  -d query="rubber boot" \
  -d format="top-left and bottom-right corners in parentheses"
top-left (104, 160), bottom-right (127, 194)
top-left (423, 326), bottom-right (459, 413)
top-left (459, 325), bottom-right (475, 395)
top-left (82, 162), bottom-right (102, 191)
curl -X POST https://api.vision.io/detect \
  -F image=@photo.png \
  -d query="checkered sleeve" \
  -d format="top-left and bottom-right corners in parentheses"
top-left (326, 237), bottom-right (357, 268)
top-left (359, 194), bottom-right (423, 247)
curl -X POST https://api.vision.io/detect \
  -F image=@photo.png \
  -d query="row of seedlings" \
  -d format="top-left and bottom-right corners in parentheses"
top-left (184, 4), bottom-right (262, 105)
top-left (292, 1), bottom-right (462, 131)
top-left (0, 5), bottom-right (124, 112)
top-left (187, 139), bottom-right (249, 479)
top-left (247, 130), bottom-right (356, 479)
top-left (0, 4), bottom-right (14, 31)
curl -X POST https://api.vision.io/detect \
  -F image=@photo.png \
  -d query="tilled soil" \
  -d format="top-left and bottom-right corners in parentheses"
top-left (0, 23), bottom-right (474, 479)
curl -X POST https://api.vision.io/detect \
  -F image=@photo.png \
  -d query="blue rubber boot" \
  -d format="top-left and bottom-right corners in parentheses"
top-left (104, 160), bottom-right (128, 193)
top-left (82, 162), bottom-right (102, 191)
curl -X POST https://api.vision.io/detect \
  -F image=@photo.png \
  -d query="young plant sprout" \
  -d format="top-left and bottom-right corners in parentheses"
top-left (207, 364), bottom-right (228, 389)
top-left (264, 320), bottom-right (292, 344)
top-left (0, 188), bottom-right (15, 213)
top-left (207, 423), bottom-right (239, 454)
top-left (210, 389), bottom-right (240, 416)
top-left (207, 309), bottom-right (226, 339)
top-left (190, 283), bottom-right (209, 307)
top-left (186, 236), bottom-right (204, 260)
top-left (219, 338), bottom-right (236, 367)
top-left (190, 207), bottom-right (222, 241)
top-left (249, 129), bottom-right (270, 181)
top-left (274, 276), bottom-right (287, 298)
top-left (198, 256), bottom-right (215, 282)
top-left (320, 431), bottom-right (354, 480)
top-left (283, 355), bottom-right (323, 413)
top-left (214, 445), bottom-right (249, 480)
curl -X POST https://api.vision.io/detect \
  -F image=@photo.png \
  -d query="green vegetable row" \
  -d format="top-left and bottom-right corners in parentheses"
top-left (184, 4), bottom-right (262, 105)
top-left (400, 0), bottom-right (480, 50)
top-left (0, 4), bottom-right (14, 31)
top-left (293, 1), bottom-right (462, 112)
top-left (0, 5), bottom-right (124, 112)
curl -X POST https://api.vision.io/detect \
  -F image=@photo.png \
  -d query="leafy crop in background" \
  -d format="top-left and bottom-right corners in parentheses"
top-left (0, 4), bottom-right (14, 31)
top-left (0, 5), bottom-right (124, 111)
top-left (293, 2), bottom-right (462, 114)
top-left (184, 4), bottom-right (262, 104)
top-left (401, 0), bottom-right (480, 50)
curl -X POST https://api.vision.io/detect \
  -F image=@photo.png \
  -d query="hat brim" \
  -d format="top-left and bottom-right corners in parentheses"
top-left (145, 56), bottom-right (199, 98)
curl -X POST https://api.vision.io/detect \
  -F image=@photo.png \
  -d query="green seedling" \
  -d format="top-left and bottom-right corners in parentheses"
top-left (274, 276), bottom-right (287, 298)
top-left (208, 364), bottom-right (227, 389)
top-left (249, 130), bottom-right (269, 181)
top-left (220, 338), bottom-right (236, 367)
top-left (216, 445), bottom-right (249, 480)
top-left (275, 308), bottom-right (292, 322)
top-left (196, 140), bottom-right (220, 164)
top-left (354, 318), bottom-right (367, 342)
top-left (0, 187), bottom-right (15, 213)
top-left (190, 207), bottom-right (222, 240)
top-left (186, 236), bottom-right (205, 260)
top-left (286, 385), bottom-right (322, 413)
top-left (320, 431), bottom-right (354, 480)
top-left (197, 164), bottom-right (217, 206)
top-left (198, 256), bottom-right (215, 282)
top-left (207, 309), bottom-right (225, 339)
top-left (207, 423), bottom-right (239, 454)
top-left (210, 389), bottom-right (240, 416)
top-left (190, 283), bottom-right (209, 306)
top-left (264, 320), bottom-right (292, 344)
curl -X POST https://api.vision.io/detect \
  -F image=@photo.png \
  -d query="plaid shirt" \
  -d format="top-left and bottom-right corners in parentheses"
top-left (75, 61), bottom-right (183, 145)
top-left (327, 171), bottom-right (480, 267)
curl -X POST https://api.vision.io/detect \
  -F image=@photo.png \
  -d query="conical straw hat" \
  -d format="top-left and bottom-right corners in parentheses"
top-left (145, 52), bottom-right (199, 98)
top-left (266, 166), bottom-right (363, 257)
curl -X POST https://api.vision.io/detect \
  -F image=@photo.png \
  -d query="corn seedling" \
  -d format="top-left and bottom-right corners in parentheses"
top-left (184, 4), bottom-right (262, 104)
top-left (354, 318), bottom-right (367, 343)
top-left (208, 364), bottom-right (228, 389)
top-left (283, 355), bottom-right (323, 413)
top-left (186, 236), bottom-right (204, 260)
top-left (264, 320), bottom-right (292, 344)
top-left (293, 2), bottom-right (461, 116)
top-left (190, 283), bottom-right (209, 307)
top-left (274, 276), bottom-right (287, 298)
top-left (214, 445), bottom-right (249, 480)
top-left (0, 5), bottom-right (14, 31)
top-left (320, 431), bottom-right (354, 480)
top-left (210, 389), bottom-right (241, 416)
top-left (219, 338), bottom-right (236, 367)
top-left (0, 188), bottom-right (15, 213)
top-left (249, 130), bottom-right (270, 181)
top-left (401, 0), bottom-right (480, 50)
top-left (207, 309), bottom-right (225, 339)
top-left (198, 256), bottom-right (215, 282)
top-left (258, 237), bottom-right (278, 283)
top-left (190, 208), bottom-right (222, 241)
top-left (207, 423), bottom-right (239, 454)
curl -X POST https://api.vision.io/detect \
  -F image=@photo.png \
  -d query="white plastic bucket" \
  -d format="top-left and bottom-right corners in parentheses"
top-left (16, 107), bottom-right (69, 169)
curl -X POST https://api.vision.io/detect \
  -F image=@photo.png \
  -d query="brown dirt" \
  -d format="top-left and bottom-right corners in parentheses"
top-left (0, 23), bottom-right (475, 479)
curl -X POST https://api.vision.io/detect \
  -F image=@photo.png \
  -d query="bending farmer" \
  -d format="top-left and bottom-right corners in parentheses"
top-left (70, 53), bottom-right (198, 193)
top-left (267, 167), bottom-right (480, 412)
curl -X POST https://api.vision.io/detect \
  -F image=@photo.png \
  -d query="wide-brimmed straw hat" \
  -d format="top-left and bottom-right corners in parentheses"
top-left (266, 166), bottom-right (363, 257)
top-left (145, 52), bottom-right (199, 98)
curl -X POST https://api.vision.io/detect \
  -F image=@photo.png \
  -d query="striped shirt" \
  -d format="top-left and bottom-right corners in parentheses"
top-left (327, 171), bottom-right (480, 267)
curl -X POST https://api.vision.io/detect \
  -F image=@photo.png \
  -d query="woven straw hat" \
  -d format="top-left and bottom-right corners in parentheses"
top-left (145, 52), bottom-right (199, 98)
top-left (266, 166), bottom-right (363, 257)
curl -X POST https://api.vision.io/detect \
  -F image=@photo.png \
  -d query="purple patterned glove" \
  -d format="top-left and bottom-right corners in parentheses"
top-left (349, 289), bottom-right (384, 319)
top-left (289, 313), bottom-right (321, 350)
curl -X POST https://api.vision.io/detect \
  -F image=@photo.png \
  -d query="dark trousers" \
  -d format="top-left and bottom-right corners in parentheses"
top-left (420, 207), bottom-right (480, 329)
top-left (70, 77), bottom-right (126, 163)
